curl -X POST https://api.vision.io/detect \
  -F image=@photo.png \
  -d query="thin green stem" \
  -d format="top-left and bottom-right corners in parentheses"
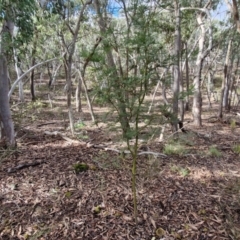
top-left (132, 152), bottom-right (137, 222)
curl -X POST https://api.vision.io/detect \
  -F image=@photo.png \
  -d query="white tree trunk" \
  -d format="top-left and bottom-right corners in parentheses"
top-left (61, 0), bottom-right (92, 135)
top-left (181, 2), bottom-right (213, 126)
top-left (75, 75), bottom-right (82, 113)
top-left (8, 57), bottom-right (58, 99)
top-left (77, 69), bottom-right (95, 122)
top-left (192, 13), bottom-right (206, 126)
top-left (13, 48), bottom-right (24, 102)
top-left (50, 63), bottom-right (62, 87)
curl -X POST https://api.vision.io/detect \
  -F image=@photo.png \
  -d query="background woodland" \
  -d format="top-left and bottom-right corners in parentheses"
top-left (1, 0), bottom-right (240, 239)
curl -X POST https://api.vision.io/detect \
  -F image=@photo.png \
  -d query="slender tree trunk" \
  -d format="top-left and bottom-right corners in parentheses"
top-left (0, 21), bottom-right (16, 146)
top-left (162, 80), bottom-right (169, 105)
top-left (172, 0), bottom-right (181, 132)
top-left (10, 20), bottom-right (24, 102)
top-left (192, 13), bottom-right (206, 126)
top-left (63, 57), bottom-right (75, 135)
top-left (223, 67), bottom-right (231, 110)
top-left (18, 78), bottom-right (24, 102)
top-left (75, 74), bottom-right (82, 113)
top-left (30, 59), bottom-right (36, 101)
top-left (179, 71), bottom-right (184, 122)
top-left (223, 52), bottom-right (235, 110)
top-left (229, 57), bottom-right (239, 108)
top-left (192, 65), bottom-right (202, 126)
top-left (219, 39), bottom-right (232, 118)
top-left (225, 0), bottom-right (240, 33)
top-left (49, 63), bottom-right (61, 88)
top-left (185, 41), bottom-right (190, 111)
top-left (0, 55), bottom-right (15, 146)
top-left (47, 63), bottom-right (53, 88)
top-left (77, 69), bottom-right (96, 122)
top-left (148, 68), bottom-right (168, 114)
top-left (207, 70), bottom-right (212, 109)
top-left (180, 3), bottom-right (213, 126)
top-left (13, 48), bottom-right (24, 102)
top-left (75, 36), bottom-right (101, 118)
top-left (60, 0), bottom-right (92, 135)
top-left (30, 30), bottom-right (37, 101)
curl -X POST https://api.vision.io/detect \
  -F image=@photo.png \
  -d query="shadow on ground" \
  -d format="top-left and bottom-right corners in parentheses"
top-left (1, 128), bottom-right (240, 239)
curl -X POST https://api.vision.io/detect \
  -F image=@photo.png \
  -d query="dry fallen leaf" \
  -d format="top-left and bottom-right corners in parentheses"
top-left (150, 217), bottom-right (156, 228)
top-left (122, 215), bottom-right (132, 221)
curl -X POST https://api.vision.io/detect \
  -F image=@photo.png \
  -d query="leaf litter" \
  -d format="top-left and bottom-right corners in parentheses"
top-left (1, 120), bottom-right (240, 239)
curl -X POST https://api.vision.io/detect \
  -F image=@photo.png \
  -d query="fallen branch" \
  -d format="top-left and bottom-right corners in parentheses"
top-left (44, 131), bottom-right (84, 144)
top-left (163, 121), bottom-right (191, 142)
top-left (138, 151), bottom-right (167, 157)
top-left (7, 161), bottom-right (46, 173)
top-left (104, 147), bottom-right (167, 158)
top-left (37, 122), bottom-right (57, 127)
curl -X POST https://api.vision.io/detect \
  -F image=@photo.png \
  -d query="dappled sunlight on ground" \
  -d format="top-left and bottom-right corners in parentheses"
top-left (1, 79), bottom-right (240, 239)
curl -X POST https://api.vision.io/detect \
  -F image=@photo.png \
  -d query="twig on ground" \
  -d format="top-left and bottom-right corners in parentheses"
top-left (164, 121), bottom-right (191, 141)
top-left (37, 122), bottom-right (57, 127)
top-left (138, 151), bottom-right (167, 157)
top-left (104, 147), bottom-right (167, 158)
top-left (44, 131), bottom-right (85, 144)
top-left (7, 161), bottom-right (46, 173)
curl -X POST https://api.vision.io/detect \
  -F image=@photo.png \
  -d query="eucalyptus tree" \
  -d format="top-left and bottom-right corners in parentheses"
top-left (149, 0), bottom-right (219, 129)
top-left (228, 39), bottom-right (240, 108)
top-left (29, 12), bottom-right (63, 100)
top-left (217, 0), bottom-right (240, 117)
top-left (75, 35), bottom-right (101, 120)
top-left (178, 0), bottom-right (222, 126)
top-left (180, 5), bottom-right (200, 112)
top-left (225, 0), bottom-right (240, 33)
top-left (0, 0), bottom-right (37, 146)
top-left (47, 0), bottom-right (92, 135)
top-left (172, 0), bottom-right (181, 132)
top-left (225, 40), bottom-right (238, 109)
top-left (149, 0), bottom-right (215, 128)
top-left (219, 31), bottom-right (240, 112)
top-left (29, 26), bottom-right (39, 101)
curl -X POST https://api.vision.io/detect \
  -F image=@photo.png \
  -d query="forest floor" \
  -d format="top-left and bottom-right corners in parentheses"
top-left (1, 84), bottom-right (240, 240)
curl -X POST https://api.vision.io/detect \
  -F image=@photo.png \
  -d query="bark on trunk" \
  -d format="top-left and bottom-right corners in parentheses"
top-left (223, 53), bottom-right (235, 110)
top-left (65, 60), bottom-right (75, 135)
top-left (0, 20), bottom-right (16, 146)
top-left (229, 57), bottom-right (239, 108)
top-left (192, 64), bottom-right (202, 126)
top-left (13, 48), bottom-right (24, 102)
top-left (172, 0), bottom-right (181, 132)
top-left (179, 71), bottom-right (184, 122)
top-left (30, 61), bottom-right (36, 101)
top-left (207, 71), bottom-right (212, 109)
top-left (49, 63), bottom-right (61, 88)
top-left (185, 42), bottom-right (190, 111)
top-left (192, 13), bottom-right (206, 126)
top-left (75, 75), bottom-right (82, 113)
top-left (47, 63), bottom-right (53, 88)
top-left (219, 39), bottom-right (232, 118)
top-left (0, 55), bottom-right (15, 146)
